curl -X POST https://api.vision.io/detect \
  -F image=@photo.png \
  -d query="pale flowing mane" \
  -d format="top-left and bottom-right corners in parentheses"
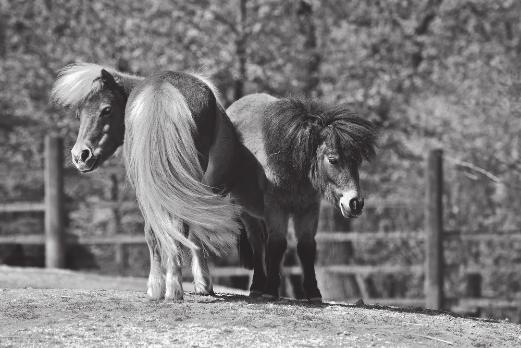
top-left (51, 63), bottom-right (144, 108)
top-left (51, 63), bottom-right (113, 107)
top-left (263, 98), bottom-right (378, 177)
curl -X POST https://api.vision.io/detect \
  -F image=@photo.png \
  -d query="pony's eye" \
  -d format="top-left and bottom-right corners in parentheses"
top-left (328, 157), bottom-right (339, 165)
top-left (101, 106), bottom-right (111, 116)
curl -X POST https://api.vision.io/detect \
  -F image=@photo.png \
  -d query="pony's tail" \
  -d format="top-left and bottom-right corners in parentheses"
top-left (124, 82), bottom-right (241, 259)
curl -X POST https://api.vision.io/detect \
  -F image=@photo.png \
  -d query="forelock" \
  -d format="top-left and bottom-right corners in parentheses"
top-left (319, 106), bottom-right (378, 164)
top-left (51, 63), bottom-right (112, 108)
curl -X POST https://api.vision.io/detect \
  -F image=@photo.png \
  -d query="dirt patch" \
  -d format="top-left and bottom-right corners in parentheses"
top-left (0, 266), bottom-right (520, 347)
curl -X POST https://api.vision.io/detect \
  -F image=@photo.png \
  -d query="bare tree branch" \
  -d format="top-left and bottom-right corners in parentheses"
top-left (444, 156), bottom-right (521, 190)
top-left (445, 156), bottom-right (502, 183)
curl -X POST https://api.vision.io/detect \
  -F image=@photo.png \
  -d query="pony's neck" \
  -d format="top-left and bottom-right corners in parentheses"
top-left (272, 158), bottom-right (315, 189)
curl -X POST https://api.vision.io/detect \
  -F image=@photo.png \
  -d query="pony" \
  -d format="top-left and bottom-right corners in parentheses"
top-left (227, 93), bottom-right (377, 301)
top-left (51, 63), bottom-right (266, 301)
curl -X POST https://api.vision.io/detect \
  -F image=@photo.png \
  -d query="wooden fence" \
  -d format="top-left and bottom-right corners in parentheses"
top-left (1, 138), bottom-right (520, 315)
top-left (0, 136), bottom-right (65, 268)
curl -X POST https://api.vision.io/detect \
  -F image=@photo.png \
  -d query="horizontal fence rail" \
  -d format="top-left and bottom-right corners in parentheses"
top-left (3, 230), bottom-right (521, 245)
top-left (0, 202), bottom-right (45, 213)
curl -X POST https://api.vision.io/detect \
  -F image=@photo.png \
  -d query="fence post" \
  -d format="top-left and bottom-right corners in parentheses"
top-left (45, 135), bottom-right (65, 268)
top-left (425, 148), bottom-right (444, 310)
top-left (465, 273), bottom-right (482, 317)
top-left (108, 174), bottom-right (126, 273)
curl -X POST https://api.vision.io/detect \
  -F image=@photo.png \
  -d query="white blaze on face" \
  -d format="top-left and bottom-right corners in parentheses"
top-left (338, 189), bottom-right (359, 217)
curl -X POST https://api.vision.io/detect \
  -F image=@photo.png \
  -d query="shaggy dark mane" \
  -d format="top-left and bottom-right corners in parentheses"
top-left (318, 104), bottom-right (378, 163)
top-left (263, 98), bottom-right (377, 181)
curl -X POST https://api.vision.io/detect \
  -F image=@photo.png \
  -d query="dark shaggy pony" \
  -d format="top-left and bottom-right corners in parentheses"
top-left (228, 93), bottom-right (377, 300)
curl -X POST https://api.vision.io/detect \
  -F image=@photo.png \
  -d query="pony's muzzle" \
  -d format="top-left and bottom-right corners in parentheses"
top-left (71, 146), bottom-right (97, 172)
top-left (339, 193), bottom-right (364, 218)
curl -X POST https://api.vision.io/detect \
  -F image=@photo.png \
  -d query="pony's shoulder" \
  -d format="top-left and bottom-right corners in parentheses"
top-left (226, 93), bottom-right (279, 172)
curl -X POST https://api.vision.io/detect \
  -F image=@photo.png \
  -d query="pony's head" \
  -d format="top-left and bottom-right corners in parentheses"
top-left (51, 64), bottom-right (128, 172)
top-left (265, 99), bottom-right (377, 218)
top-left (310, 108), bottom-right (377, 218)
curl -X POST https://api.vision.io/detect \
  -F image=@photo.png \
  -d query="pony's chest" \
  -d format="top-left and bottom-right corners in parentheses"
top-left (265, 173), bottom-right (319, 212)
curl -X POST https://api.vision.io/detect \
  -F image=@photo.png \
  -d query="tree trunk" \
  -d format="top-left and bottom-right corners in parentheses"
top-left (234, 0), bottom-right (247, 101)
top-left (296, 0), bottom-right (321, 98)
top-left (0, 9), bottom-right (6, 58)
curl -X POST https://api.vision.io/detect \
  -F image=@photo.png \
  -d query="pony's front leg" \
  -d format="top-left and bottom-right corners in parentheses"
top-left (189, 230), bottom-right (214, 296)
top-left (165, 251), bottom-right (184, 301)
top-left (145, 225), bottom-right (165, 300)
top-left (263, 203), bottom-right (289, 299)
top-left (294, 204), bottom-right (322, 302)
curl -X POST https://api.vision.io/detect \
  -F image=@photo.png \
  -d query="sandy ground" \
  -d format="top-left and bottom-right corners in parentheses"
top-left (0, 266), bottom-right (520, 347)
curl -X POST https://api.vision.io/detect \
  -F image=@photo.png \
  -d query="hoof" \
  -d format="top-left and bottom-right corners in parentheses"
top-left (249, 290), bottom-right (263, 298)
top-left (165, 289), bottom-right (184, 301)
top-left (305, 288), bottom-right (322, 301)
top-left (261, 293), bottom-right (279, 300)
top-left (307, 297), bottom-right (322, 304)
top-left (147, 289), bottom-right (164, 301)
top-left (165, 280), bottom-right (184, 301)
top-left (193, 283), bottom-right (214, 296)
top-left (354, 298), bottom-right (365, 306)
top-left (147, 277), bottom-right (165, 300)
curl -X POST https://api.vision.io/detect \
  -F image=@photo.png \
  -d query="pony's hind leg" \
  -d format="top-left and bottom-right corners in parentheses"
top-left (189, 230), bottom-right (214, 296)
top-left (145, 225), bottom-right (165, 300)
top-left (165, 250), bottom-right (184, 301)
top-left (263, 204), bottom-right (289, 299)
top-left (241, 213), bottom-right (267, 297)
top-left (293, 204), bottom-right (322, 301)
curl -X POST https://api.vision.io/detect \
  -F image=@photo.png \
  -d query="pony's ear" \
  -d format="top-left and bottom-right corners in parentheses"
top-left (100, 69), bottom-right (118, 89)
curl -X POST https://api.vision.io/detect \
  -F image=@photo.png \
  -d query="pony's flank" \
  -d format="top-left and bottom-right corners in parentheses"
top-left (124, 81), bottom-right (240, 258)
top-left (51, 62), bottom-right (142, 107)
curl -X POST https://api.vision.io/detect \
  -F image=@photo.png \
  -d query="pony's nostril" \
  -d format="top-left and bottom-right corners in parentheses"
top-left (80, 149), bottom-right (92, 162)
top-left (349, 198), bottom-right (357, 211)
top-left (349, 197), bottom-right (364, 214)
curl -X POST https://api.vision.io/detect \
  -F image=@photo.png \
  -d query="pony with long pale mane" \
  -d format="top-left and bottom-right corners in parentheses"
top-left (228, 93), bottom-right (377, 300)
top-left (52, 64), bottom-right (266, 301)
